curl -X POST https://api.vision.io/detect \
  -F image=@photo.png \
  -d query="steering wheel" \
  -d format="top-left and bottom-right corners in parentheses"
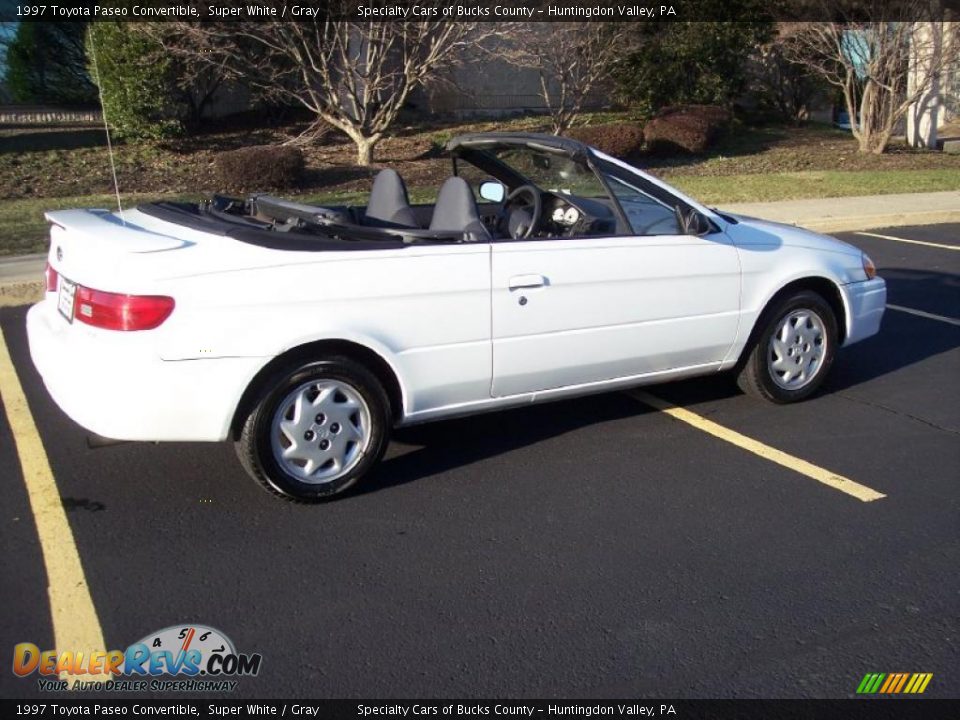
top-left (501, 185), bottom-right (542, 239)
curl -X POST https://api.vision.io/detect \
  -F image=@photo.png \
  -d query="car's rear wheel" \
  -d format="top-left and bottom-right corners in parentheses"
top-left (236, 357), bottom-right (391, 501)
top-left (737, 290), bottom-right (838, 403)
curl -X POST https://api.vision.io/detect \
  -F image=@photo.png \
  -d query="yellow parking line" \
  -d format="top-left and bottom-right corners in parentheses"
top-left (0, 326), bottom-right (108, 682)
top-left (886, 304), bottom-right (960, 327)
top-left (855, 231), bottom-right (960, 251)
top-left (629, 390), bottom-right (886, 503)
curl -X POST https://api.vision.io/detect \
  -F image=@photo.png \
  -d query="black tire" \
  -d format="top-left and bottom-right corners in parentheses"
top-left (736, 290), bottom-right (838, 404)
top-left (236, 356), bottom-right (391, 502)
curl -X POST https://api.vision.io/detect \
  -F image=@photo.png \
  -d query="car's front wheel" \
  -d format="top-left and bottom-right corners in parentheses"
top-left (236, 357), bottom-right (391, 501)
top-left (737, 290), bottom-right (838, 403)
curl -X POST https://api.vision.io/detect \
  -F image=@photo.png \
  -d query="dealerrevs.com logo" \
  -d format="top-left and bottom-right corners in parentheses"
top-left (856, 672), bottom-right (934, 695)
top-left (13, 624), bottom-right (262, 692)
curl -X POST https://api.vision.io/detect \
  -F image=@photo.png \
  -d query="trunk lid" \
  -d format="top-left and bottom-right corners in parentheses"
top-left (45, 208), bottom-right (194, 293)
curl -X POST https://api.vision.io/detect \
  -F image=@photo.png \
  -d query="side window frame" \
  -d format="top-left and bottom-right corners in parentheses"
top-left (594, 156), bottom-right (721, 236)
top-left (603, 174), bottom-right (684, 237)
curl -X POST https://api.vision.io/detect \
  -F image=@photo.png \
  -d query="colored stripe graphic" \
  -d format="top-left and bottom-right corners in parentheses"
top-left (857, 672), bottom-right (933, 694)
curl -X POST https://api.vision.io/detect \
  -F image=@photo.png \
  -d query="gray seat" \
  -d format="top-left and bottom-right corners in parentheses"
top-left (364, 169), bottom-right (419, 229)
top-left (429, 177), bottom-right (491, 241)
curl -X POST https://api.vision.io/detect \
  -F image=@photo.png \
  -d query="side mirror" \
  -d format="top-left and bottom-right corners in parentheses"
top-left (479, 180), bottom-right (505, 203)
top-left (675, 206), bottom-right (712, 236)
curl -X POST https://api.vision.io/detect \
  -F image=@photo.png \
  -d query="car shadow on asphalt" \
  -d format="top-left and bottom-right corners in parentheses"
top-left (355, 267), bottom-right (959, 496)
top-left (827, 267), bottom-right (959, 393)
top-left (354, 392), bottom-right (654, 497)
top-left (648, 267), bottom-right (960, 402)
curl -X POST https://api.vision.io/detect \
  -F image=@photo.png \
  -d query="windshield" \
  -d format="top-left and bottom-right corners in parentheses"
top-left (488, 146), bottom-right (608, 198)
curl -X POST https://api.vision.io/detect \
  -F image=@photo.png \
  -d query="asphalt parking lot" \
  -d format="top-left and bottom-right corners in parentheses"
top-left (0, 223), bottom-right (957, 700)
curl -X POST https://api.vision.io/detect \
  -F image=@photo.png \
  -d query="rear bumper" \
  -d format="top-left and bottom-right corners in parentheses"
top-left (842, 277), bottom-right (886, 346)
top-left (26, 300), bottom-right (262, 442)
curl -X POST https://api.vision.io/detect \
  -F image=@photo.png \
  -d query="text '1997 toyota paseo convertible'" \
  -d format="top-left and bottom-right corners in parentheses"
top-left (27, 133), bottom-right (886, 501)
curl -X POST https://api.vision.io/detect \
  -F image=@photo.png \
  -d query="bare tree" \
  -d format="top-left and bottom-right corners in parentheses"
top-left (749, 23), bottom-right (828, 124)
top-left (783, 1), bottom-right (959, 153)
top-left (138, 24), bottom-right (230, 129)
top-left (159, 6), bottom-right (492, 165)
top-left (500, 23), bottom-right (634, 134)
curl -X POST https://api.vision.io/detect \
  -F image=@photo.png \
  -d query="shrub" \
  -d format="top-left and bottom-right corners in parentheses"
top-left (746, 41), bottom-right (829, 125)
top-left (5, 23), bottom-right (97, 105)
top-left (611, 11), bottom-right (774, 113)
top-left (86, 23), bottom-right (183, 140)
top-left (684, 104), bottom-right (732, 127)
top-left (566, 123), bottom-right (645, 159)
top-left (215, 146), bottom-right (305, 192)
top-left (643, 105), bottom-right (731, 155)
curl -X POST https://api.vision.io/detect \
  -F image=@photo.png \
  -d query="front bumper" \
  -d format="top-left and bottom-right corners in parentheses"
top-left (842, 277), bottom-right (886, 346)
top-left (26, 300), bottom-right (263, 442)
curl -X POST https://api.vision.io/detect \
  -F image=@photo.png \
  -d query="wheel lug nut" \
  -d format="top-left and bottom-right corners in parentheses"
top-left (330, 423), bottom-right (340, 434)
top-left (319, 439), bottom-right (330, 450)
top-left (315, 413), bottom-right (325, 424)
top-left (304, 430), bottom-right (315, 441)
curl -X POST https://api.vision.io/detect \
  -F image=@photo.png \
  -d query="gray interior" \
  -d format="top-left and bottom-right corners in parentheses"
top-left (429, 177), bottom-right (491, 242)
top-left (364, 169), bottom-right (420, 229)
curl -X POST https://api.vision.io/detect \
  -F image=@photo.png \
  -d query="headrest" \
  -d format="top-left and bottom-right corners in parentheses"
top-left (365, 169), bottom-right (418, 228)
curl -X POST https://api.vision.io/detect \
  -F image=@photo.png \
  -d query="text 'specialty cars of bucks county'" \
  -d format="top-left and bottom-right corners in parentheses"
top-left (27, 133), bottom-right (886, 502)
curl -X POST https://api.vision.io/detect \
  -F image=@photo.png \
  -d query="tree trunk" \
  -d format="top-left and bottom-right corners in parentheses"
top-left (355, 136), bottom-right (376, 166)
top-left (332, 122), bottom-right (380, 166)
top-left (353, 138), bottom-right (373, 167)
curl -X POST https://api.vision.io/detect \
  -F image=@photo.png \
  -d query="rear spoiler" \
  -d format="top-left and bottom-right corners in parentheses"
top-left (44, 209), bottom-right (190, 253)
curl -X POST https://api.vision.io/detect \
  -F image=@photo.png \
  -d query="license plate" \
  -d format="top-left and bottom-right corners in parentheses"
top-left (57, 276), bottom-right (77, 323)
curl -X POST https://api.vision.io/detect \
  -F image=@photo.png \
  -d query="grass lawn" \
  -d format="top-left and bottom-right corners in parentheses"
top-left (301, 168), bottom-right (960, 207)
top-left (0, 194), bottom-right (191, 256)
top-left (2, 115), bottom-right (958, 255)
top-left (6, 167), bottom-right (957, 257)
top-left (665, 169), bottom-right (960, 205)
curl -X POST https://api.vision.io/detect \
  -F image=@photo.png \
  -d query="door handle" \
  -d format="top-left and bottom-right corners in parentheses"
top-left (508, 274), bottom-right (547, 290)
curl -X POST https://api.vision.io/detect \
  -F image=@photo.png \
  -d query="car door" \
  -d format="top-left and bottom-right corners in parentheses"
top-left (491, 176), bottom-right (741, 398)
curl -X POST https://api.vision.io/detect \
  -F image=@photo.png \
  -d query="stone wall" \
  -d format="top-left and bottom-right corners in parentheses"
top-left (0, 106), bottom-right (102, 125)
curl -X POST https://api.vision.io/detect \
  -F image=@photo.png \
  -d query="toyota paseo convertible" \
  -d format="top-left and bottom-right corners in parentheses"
top-left (27, 133), bottom-right (886, 501)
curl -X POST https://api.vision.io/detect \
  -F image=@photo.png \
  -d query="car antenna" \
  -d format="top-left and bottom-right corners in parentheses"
top-left (87, 25), bottom-right (125, 226)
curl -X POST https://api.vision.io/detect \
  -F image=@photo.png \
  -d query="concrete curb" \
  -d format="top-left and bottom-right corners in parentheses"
top-left (722, 190), bottom-right (960, 235)
top-left (799, 209), bottom-right (960, 234)
top-left (0, 280), bottom-right (43, 308)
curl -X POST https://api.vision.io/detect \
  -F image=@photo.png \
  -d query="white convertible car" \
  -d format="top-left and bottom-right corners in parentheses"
top-left (27, 133), bottom-right (886, 501)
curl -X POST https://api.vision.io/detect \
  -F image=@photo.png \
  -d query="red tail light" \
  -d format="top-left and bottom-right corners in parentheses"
top-left (74, 287), bottom-right (175, 331)
top-left (44, 262), bottom-right (58, 292)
